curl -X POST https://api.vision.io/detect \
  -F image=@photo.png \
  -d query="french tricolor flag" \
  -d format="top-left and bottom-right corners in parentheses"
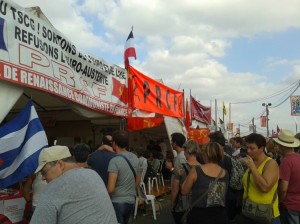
top-left (124, 29), bottom-right (136, 69)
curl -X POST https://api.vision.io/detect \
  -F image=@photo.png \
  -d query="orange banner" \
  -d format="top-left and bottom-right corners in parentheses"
top-left (188, 128), bottom-right (210, 145)
top-left (127, 117), bottom-right (164, 131)
top-left (128, 66), bottom-right (184, 118)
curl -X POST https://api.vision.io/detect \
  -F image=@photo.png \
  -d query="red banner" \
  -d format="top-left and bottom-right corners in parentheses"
top-left (188, 128), bottom-right (210, 145)
top-left (261, 116), bottom-right (266, 127)
top-left (128, 66), bottom-right (184, 118)
top-left (112, 77), bottom-right (128, 104)
top-left (190, 95), bottom-right (211, 125)
top-left (127, 117), bottom-right (164, 131)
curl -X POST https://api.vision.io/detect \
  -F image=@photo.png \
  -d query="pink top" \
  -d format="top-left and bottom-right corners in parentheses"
top-left (280, 153), bottom-right (300, 211)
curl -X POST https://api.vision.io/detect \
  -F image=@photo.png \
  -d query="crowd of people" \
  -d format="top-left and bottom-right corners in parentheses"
top-left (9, 128), bottom-right (300, 224)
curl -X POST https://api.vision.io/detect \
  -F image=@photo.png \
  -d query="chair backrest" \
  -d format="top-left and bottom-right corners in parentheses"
top-left (137, 185), bottom-right (147, 200)
top-left (140, 158), bottom-right (148, 183)
top-left (158, 160), bottom-right (164, 173)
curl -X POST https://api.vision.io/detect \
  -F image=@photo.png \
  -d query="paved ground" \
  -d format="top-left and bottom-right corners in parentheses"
top-left (130, 192), bottom-right (243, 224)
top-left (131, 193), bottom-right (173, 224)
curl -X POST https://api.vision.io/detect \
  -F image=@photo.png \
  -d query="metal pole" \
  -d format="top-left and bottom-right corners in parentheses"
top-left (215, 99), bottom-right (218, 131)
top-left (266, 105), bottom-right (270, 137)
top-left (229, 103), bottom-right (232, 138)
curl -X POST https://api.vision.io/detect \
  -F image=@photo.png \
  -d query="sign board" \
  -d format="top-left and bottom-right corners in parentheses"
top-left (290, 96), bottom-right (300, 116)
top-left (0, 1), bottom-right (128, 117)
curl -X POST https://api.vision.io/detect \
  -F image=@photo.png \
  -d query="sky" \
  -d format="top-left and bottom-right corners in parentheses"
top-left (12, 0), bottom-right (300, 137)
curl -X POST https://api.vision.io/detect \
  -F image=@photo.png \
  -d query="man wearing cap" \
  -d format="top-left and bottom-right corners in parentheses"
top-left (275, 129), bottom-right (300, 224)
top-left (30, 145), bottom-right (118, 224)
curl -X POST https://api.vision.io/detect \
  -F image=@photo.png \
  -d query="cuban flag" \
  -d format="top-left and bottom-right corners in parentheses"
top-left (124, 29), bottom-right (136, 69)
top-left (0, 100), bottom-right (48, 188)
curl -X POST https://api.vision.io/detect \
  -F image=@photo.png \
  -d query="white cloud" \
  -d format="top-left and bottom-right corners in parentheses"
top-left (11, 0), bottom-right (300, 135)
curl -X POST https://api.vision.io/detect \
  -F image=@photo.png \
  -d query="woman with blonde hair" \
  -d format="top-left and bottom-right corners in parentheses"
top-left (181, 142), bottom-right (229, 224)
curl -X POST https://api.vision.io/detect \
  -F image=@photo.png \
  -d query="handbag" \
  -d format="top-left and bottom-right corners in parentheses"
top-left (180, 168), bottom-right (224, 224)
top-left (242, 171), bottom-right (277, 223)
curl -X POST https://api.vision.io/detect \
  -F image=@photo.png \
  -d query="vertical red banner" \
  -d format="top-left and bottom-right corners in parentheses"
top-left (261, 116), bottom-right (266, 127)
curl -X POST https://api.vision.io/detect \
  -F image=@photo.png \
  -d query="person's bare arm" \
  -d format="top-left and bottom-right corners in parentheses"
top-left (171, 178), bottom-right (180, 209)
top-left (107, 172), bottom-right (118, 196)
top-left (278, 179), bottom-right (289, 202)
top-left (247, 157), bottom-right (279, 192)
top-left (22, 174), bottom-right (35, 202)
top-left (182, 166), bottom-right (197, 195)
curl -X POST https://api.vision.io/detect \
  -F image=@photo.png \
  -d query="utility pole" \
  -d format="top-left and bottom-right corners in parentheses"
top-left (262, 103), bottom-right (272, 137)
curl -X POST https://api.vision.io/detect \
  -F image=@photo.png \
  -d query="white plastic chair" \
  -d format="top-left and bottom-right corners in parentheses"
top-left (134, 185), bottom-right (157, 220)
top-left (156, 160), bottom-right (164, 187)
top-left (148, 176), bottom-right (159, 194)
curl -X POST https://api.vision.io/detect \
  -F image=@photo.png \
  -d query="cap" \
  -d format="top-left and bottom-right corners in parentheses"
top-left (35, 145), bottom-right (71, 173)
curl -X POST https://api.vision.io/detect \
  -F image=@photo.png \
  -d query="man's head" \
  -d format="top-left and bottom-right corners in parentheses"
top-left (233, 137), bottom-right (243, 149)
top-left (71, 143), bottom-right (91, 163)
top-left (112, 130), bottom-right (129, 151)
top-left (274, 129), bottom-right (300, 155)
top-left (102, 133), bottom-right (113, 147)
top-left (35, 145), bottom-right (75, 182)
top-left (170, 133), bottom-right (186, 151)
top-left (209, 131), bottom-right (225, 147)
top-left (245, 133), bottom-right (266, 160)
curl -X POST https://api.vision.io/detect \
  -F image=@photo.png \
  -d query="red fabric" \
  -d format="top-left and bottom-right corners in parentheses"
top-left (112, 77), bottom-right (128, 105)
top-left (127, 117), bottom-right (164, 131)
top-left (279, 153), bottom-right (300, 211)
top-left (128, 66), bottom-right (184, 118)
top-left (261, 116), bottom-right (266, 127)
top-left (188, 128), bottom-right (210, 145)
top-left (0, 214), bottom-right (12, 224)
top-left (190, 95), bottom-right (211, 125)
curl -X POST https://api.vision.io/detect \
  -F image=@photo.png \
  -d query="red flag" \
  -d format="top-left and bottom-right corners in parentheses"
top-left (261, 116), bottom-right (266, 127)
top-left (190, 95), bottom-right (211, 125)
top-left (127, 117), bottom-right (164, 131)
top-left (185, 99), bottom-right (190, 132)
top-left (188, 128), bottom-right (210, 145)
top-left (112, 77), bottom-right (128, 104)
top-left (277, 125), bottom-right (280, 133)
top-left (272, 129), bottom-right (278, 138)
top-left (124, 30), bottom-right (136, 69)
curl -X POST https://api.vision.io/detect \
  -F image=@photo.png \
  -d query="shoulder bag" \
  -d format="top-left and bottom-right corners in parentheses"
top-left (242, 169), bottom-right (277, 224)
top-left (181, 167), bottom-right (224, 224)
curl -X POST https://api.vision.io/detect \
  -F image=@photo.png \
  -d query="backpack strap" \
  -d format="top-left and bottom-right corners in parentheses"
top-left (117, 154), bottom-right (136, 179)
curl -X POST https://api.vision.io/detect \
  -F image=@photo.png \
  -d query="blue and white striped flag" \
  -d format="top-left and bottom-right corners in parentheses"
top-left (0, 100), bottom-right (48, 188)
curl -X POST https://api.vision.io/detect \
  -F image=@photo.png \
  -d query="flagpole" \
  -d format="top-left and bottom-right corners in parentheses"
top-left (222, 103), bottom-right (224, 124)
top-left (229, 103), bottom-right (232, 138)
top-left (215, 99), bottom-right (218, 131)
